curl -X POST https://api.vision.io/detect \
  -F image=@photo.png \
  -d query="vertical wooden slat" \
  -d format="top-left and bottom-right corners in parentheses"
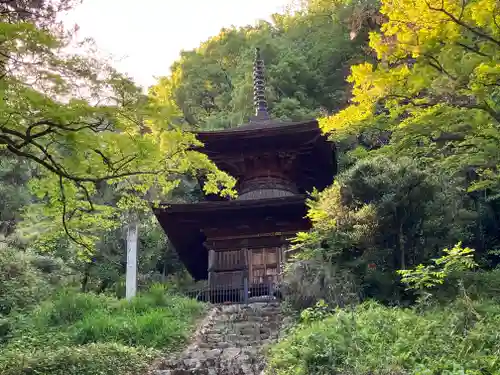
top-left (243, 277), bottom-right (249, 305)
top-left (208, 248), bottom-right (216, 286)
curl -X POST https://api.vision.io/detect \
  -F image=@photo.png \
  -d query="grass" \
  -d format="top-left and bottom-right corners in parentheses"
top-left (0, 284), bottom-right (206, 375)
top-left (266, 299), bottom-right (500, 375)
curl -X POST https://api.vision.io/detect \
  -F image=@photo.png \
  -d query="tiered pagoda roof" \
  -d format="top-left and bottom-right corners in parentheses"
top-left (154, 48), bottom-right (336, 280)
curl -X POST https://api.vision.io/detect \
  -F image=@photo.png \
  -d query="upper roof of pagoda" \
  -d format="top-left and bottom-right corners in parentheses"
top-left (193, 47), bottom-right (316, 140)
top-left (191, 48), bottom-right (336, 196)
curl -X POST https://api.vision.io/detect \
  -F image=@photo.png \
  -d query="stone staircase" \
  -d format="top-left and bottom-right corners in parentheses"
top-left (152, 301), bottom-right (282, 375)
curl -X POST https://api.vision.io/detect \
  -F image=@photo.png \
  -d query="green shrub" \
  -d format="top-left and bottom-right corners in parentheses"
top-left (27, 253), bottom-right (77, 286)
top-left (0, 247), bottom-right (52, 316)
top-left (7, 285), bottom-right (205, 349)
top-left (126, 282), bottom-right (204, 317)
top-left (299, 300), bottom-right (333, 323)
top-left (0, 343), bottom-right (157, 375)
top-left (281, 259), bottom-right (362, 312)
top-left (42, 290), bottom-right (116, 326)
top-left (267, 300), bottom-right (500, 375)
top-left (72, 306), bottom-right (193, 349)
top-left (0, 285), bottom-right (206, 375)
top-left (434, 269), bottom-right (500, 303)
top-left (69, 285), bottom-right (204, 349)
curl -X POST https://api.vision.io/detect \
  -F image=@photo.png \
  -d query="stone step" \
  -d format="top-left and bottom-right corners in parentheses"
top-left (216, 314), bottom-right (282, 323)
top-left (155, 366), bottom-right (265, 375)
top-left (214, 319), bottom-right (281, 328)
top-left (153, 303), bottom-right (281, 375)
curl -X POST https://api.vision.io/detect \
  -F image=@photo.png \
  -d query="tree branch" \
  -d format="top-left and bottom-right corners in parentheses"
top-left (426, 1), bottom-right (500, 48)
top-left (8, 141), bottom-right (176, 182)
top-left (425, 54), bottom-right (457, 80)
top-left (455, 42), bottom-right (489, 57)
top-left (59, 175), bottom-right (93, 252)
top-left (1, 128), bottom-right (185, 184)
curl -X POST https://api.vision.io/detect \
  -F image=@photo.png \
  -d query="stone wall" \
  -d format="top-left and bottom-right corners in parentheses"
top-left (151, 301), bottom-right (282, 375)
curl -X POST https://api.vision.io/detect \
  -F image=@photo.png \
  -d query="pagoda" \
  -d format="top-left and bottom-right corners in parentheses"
top-left (154, 48), bottom-right (336, 298)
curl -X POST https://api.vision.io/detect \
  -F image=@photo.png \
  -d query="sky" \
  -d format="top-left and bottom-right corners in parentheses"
top-left (63, 0), bottom-right (291, 90)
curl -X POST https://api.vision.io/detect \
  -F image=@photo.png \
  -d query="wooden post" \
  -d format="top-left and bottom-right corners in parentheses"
top-left (243, 276), bottom-right (249, 305)
top-left (207, 248), bottom-right (216, 287)
top-left (126, 220), bottom-right (138, 300)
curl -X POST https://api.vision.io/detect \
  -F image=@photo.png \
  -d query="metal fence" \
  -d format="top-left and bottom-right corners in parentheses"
top-left (182, 278), bottom-right (282, 305)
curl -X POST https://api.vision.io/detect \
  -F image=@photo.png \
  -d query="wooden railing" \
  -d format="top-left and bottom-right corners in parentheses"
top-left (183, 277), bottom-right (282, 305)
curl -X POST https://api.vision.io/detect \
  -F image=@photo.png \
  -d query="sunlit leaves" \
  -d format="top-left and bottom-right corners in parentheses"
top-left (398, 242), bottom-right (478, 302)
top-left (0, 16), bottom-right (235, 256)
top-left (321, 0), bottom-right (500, 193)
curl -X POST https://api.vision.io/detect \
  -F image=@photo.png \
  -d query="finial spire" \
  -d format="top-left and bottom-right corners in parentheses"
top-left (253, 47), bottom-right (269, 120)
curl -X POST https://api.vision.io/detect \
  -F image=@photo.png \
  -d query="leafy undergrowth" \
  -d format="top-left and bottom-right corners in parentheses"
top-left (0, 284), bottom-right (205, 375)
top-left (266, 300), bottom-right (500, 375)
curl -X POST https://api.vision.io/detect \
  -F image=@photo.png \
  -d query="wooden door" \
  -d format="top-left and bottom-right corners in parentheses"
top-left (249, 247), bottom-right (281, 284)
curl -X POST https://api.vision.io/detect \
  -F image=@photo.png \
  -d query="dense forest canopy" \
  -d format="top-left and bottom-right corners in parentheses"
top-left (285, 0), bottom-right (500, 307)
top-left (0, 0), bottom-right (498, 308)
top-left (0, 0), bottom-right (498, 306)
top-left (150, 0), bottom-right (381, 130)
top-left (0, 0), bottom-right (234, 255)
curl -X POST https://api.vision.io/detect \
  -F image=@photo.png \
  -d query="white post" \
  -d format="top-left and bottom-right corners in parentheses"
top-left (126, 220), bottom-right (138, 300)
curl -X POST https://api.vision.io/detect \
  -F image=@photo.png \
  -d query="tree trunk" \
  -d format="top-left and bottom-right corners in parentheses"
top-left (80, 262), bottom-right (92, 292)
top-left (399, 223), bottom-right (406, 270)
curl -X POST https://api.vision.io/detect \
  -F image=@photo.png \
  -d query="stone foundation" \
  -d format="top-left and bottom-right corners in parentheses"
top-left (151, 302), bottom-right (282, 375)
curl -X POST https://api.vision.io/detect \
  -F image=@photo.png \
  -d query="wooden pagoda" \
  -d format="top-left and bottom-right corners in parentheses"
top-left (154, 48), bottom-right (336, 299)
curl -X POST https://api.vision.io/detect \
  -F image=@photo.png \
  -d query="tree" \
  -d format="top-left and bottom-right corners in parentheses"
top-left (0, 152), bottom-right (33, 237)
top-left (151, 0), bottom-right (376, 130)
top-left (0, 2), bottom-right (235, 255)
top-left (321, 0), bottom-right (499, 188)
top-left (0, 0), bottom-right (80, 26)
top-left (319, 0), bottom-right (500, 254)
top-left (286, 156), bottom-right (473, 305)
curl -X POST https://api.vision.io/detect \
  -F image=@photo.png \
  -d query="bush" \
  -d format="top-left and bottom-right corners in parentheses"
top-left (0, 247), bottom-right (52, 316)
top-left (72, 290), bottom-right (204, 349)
top-left (28, 253), bottom-right (77, 286)
top-left (266, 300), bottom-right (500, 375)
top-left (0, 284), bottom-right (206, 375)
top-left (434, 268), bottom-right (500, 303)
top-left (0, 343), bottom-right (156, 375)
top-left (41, 290), bottom-right (115, 326)
top-left (7, 285), bottom-right (205, 348)
top-left (281, 259), bottom-right (362, 312)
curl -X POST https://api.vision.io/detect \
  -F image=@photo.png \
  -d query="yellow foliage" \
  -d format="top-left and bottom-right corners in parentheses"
top-left (321, 0), bottom-right (499, 143)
